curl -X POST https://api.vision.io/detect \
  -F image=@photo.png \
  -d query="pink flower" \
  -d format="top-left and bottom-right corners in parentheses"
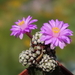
top-left (10, 16), bottom-right (38, 39)
top-left (40, 19), bottom-right (73, 49)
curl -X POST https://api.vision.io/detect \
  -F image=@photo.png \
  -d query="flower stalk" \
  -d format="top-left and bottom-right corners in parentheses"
top-left (26, 32), bottom-right (33, 39)
top-left (36, 50), bottom-right (43, 62)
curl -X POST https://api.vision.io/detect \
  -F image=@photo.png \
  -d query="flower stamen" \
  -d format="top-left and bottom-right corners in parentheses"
top-left (52, 27), bottom-right (60, 33)
top-left (18, 21), bottom-right (25, 25)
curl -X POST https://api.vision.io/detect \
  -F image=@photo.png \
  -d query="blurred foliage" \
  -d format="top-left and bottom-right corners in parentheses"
top-left (0, 0), bottom-right (75, 75)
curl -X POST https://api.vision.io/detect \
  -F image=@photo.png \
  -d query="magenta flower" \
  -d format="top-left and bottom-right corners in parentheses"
top-left (40, 19), bottom-right (73, 49)
top-left (10, 16), bottom-right (38, 39)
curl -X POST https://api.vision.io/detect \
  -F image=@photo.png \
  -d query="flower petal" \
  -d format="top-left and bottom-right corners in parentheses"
top-left (61, 36), bottom-right (71, 44)
top-left (60, 23), bottom-right (69, 31)
top-left (29, 19), bottom-right (38, 24)
top-left (58, 21), bottom-right (63, 28)
top-left (59, 41), bottom-right (66, 49)
top-left (43, 23), bottom-right (52, 30)
top-left (19, 33), bottom-right (23, 39)
top-left (28, 24), bottom-right (37, 29)
top-left (55, 39), bottom-right (59, 46)
top-left (25, 16), bottom-right (32, 24)
top-left (45, 38), bottom-right (53, 45)
top-left (40, 35), bottom-right (52, 41)
top-left (50, 44), bottom-right (55, 49)
top-left (60, 29), bottom-right (73, 36)
top-left (49, 20), bottom-right (55, 27)
top-left (55, 19), bottom-right (60, 27)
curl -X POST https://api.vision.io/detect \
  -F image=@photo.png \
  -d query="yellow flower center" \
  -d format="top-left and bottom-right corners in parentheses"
top-left (18, 21), bottom-right (25, 25)
top-left (52, 27), bottom-right (60, 33)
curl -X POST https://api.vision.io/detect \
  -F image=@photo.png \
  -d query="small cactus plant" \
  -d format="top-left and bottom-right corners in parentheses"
top-left (10, 16), bottom-right (73, 75)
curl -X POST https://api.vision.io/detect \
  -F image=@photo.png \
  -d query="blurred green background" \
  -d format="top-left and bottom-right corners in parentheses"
top-left (0, 0), bottom-right (75, 75)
